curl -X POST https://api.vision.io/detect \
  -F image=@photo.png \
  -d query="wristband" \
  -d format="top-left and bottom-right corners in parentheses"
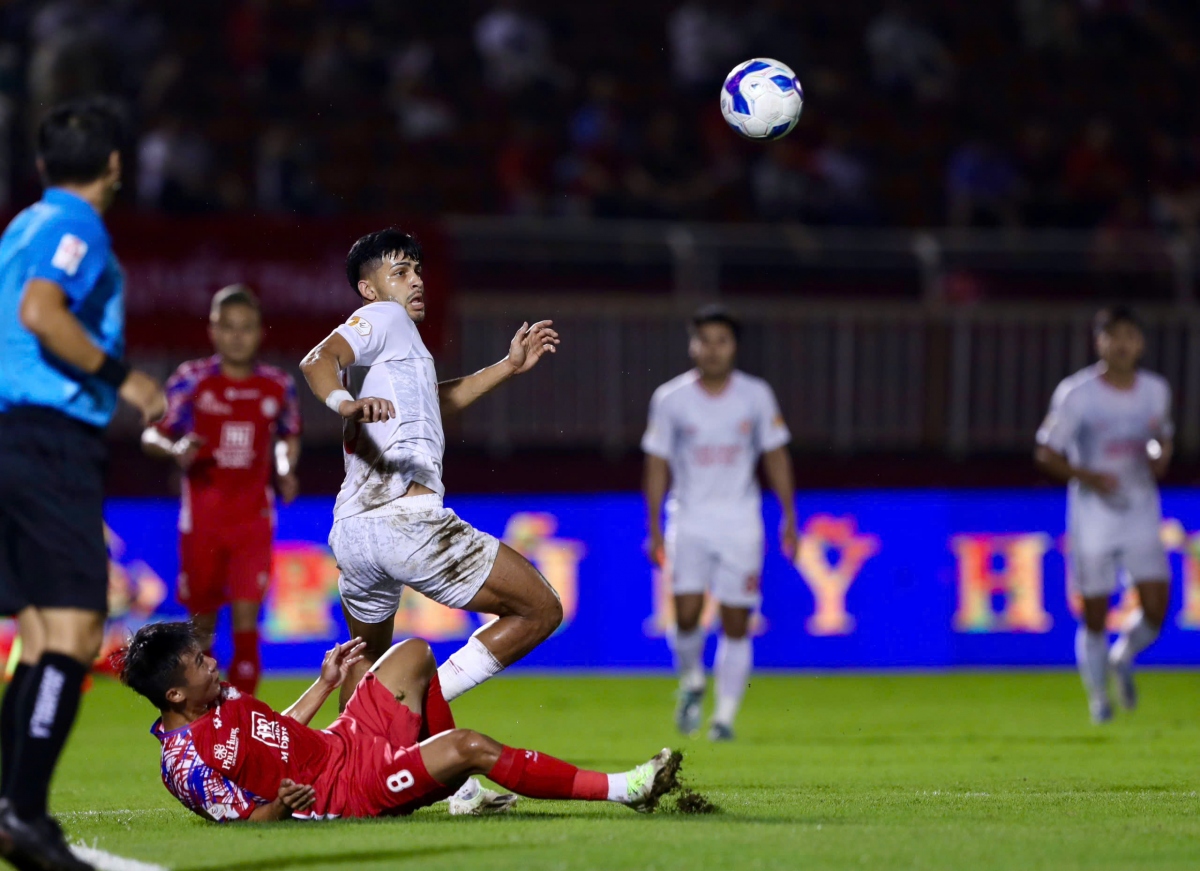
top-left (325, 389), bottom-right (353, 413)
top-left (95, 354), bottom-right (130, 389)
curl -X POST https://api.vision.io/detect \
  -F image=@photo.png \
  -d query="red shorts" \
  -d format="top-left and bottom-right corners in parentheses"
top-left (178, 517), bottom-right (273, 613)
top-left (314, 673), bottom-right (450, 818)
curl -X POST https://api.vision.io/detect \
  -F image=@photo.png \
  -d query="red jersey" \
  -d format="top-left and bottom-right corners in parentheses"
top-left (188, 684), bottom-right (332, 812)
top-left (157, 356), bottom-right (301, 529)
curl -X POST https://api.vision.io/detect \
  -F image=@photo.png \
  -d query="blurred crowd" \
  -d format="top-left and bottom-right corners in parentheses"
top-left (0, 0), bottom-right (1197, 232)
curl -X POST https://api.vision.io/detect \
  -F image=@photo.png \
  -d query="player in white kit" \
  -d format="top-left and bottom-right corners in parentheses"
top-left (300, 228), bottom-right (563, 710)
top-left (642, 306), bottom-right (796, 741)
top-left (1036, 306), bottom-right (1173, 724)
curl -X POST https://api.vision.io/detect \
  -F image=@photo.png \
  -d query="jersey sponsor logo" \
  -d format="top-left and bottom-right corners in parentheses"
top-left (225, 387), bottom-right (261, 401)
top-left (50, 233), bottom-right (88, 276)
top-left (214, 421), bottom-right (256, 469)
top-left (197, 390), bottom-right (233, 416)
top-left (212, 727), bottom-right (240, 770)
top-left (261, 396), bottom-right (279, 419)
top-left (347, 316), bottom-right (372, 336)
top-left (691, 444), bottom-right (743, 466)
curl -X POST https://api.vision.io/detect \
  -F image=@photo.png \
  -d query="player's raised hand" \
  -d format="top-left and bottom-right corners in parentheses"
top-left (507, 320), bottom-right (560, 375)
top-left (276, 779), bottom-right (316, 814)
top-left (319, 637), bottom-right (368, 689)
top-left (171, 433), bottom-right (206, 471)
top-left (339, 396), bottom-right (395, 424)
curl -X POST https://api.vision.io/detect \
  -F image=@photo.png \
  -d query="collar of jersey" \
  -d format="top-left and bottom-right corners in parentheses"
top-left (43, 187), bottom-right (100, 216)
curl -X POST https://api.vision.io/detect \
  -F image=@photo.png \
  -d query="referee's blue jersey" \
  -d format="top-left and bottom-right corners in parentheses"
top-left (0, 187), bottom-right (124, 428)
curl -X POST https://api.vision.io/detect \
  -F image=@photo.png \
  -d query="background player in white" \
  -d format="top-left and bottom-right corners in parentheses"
top-left (300, 228), bottom-right (563, 710)
top-left (1036, 305), bottom-right (1173, 724)
top-left (642, 306), bottom-right (796, 741)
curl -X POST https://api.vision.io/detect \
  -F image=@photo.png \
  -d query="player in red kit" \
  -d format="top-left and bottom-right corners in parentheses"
top-left (142, 285), bottom-right (302, 696)
top-left (119, 622), bottom-right (682, 822)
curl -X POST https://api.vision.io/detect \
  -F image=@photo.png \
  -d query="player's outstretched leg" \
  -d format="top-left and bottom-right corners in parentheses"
top-left (1075, 597), bottom-right (1112, 724)
top-left (709, 605), bottom-right (752, 741)
top-left (418, 731), bottom-right (681, 814)
top-left (436, 544), bottom-right (563, 701)
top-left (1109, 580), bottom-right (1169, 711)
top-left (671, 593), bottom-right (706, 736)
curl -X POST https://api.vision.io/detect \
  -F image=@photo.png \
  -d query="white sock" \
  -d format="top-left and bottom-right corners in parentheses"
top-left (437, 636), bottom-right (504, 701)
top-left (712, 635), bottom-right (752, 727)
top-left (671, 626), bottom-right (706, 692)
top-left (606, 772), bottom-right (628, 802)
top-left (1074, 626), bottom-right (1109, 703)
top-left (1110, 610), bottom-right (1159, 668)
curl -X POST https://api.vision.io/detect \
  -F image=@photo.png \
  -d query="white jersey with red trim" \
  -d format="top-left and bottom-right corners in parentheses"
top-left (332, 300), bottom-right (444, 521)
top-left (1037, 364), bottom-right (1173, 541)
top-left (641, 369), bottom-right (790, 531)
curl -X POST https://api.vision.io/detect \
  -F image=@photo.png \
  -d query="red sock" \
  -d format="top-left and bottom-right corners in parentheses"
top-left (420, 674), bottom-right (456, 740)
top-left (487, 746), bottom-right (609, 801)
top-left (230, 630), bottom-right (260, 696)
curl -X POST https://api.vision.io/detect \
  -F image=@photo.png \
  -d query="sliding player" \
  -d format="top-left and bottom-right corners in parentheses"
top-left (300, 228), bottom-right (563, 709)
top-left (120, 622), bottom-right (680, 821)
top-left (1036, 305), bottom-right (1173, 724)
top-left (142, 285), bottom-right (302, 696)
top-left (642, 305), bottom-right (796, 741)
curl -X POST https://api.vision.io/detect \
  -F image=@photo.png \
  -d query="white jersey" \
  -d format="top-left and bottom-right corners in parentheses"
top-left (1036, 364), bottom-right (1173, 536)
top-left (332, 300), bottom-right (444, 520)
top-left (642, 370), bottom-right (790, 530)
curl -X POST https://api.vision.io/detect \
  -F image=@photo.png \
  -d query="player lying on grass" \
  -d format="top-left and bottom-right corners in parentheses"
top-left (119, 622), bottom-right (680, 822)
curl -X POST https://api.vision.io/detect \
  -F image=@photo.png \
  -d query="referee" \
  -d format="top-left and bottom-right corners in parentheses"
top-left (0, 99), bottom-right (165, 870)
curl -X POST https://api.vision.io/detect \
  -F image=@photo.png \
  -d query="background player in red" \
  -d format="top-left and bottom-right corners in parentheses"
top-left (142, 285), bottom-right (302, 696)
top-left (118, 622), bottom-right (682, 822)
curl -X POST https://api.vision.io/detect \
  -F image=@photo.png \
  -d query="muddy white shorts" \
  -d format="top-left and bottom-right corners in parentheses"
top-left (330, 494), bottom-right (501, 624)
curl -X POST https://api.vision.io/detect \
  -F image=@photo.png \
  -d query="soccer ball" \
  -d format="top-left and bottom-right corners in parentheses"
top-left (720, 58), bottom-right (803, 140)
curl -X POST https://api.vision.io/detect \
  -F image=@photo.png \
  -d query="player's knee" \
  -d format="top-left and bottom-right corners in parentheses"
top-left (446, 729), bottom-right (496, 770)
top-left (536, 591), bottom-right (564, 637)
top-left (394, 637), bottom-right (436, 676)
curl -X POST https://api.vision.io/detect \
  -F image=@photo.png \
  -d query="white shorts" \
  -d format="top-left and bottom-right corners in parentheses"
top-left (1068, 536), bottom-right (1170, 599)
top-left (330, 495), bottom-right (500, 624)
top-left (666, 522), bottom-right (764, 609)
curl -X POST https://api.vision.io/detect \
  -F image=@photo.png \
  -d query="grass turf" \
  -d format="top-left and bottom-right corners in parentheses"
top-left (55, 671), bottom-right (1200, 871)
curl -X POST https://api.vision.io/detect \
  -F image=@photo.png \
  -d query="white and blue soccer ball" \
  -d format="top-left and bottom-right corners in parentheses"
top-left (720, 58), bottom-right (803, 140)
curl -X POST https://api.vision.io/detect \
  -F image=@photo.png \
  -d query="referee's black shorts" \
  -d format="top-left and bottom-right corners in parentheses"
top-left (0, 406), bottom-right (109, 616)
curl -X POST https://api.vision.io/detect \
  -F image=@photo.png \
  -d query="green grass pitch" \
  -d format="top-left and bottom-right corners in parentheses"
top-left (55, 670), bottom-right (1200, 870)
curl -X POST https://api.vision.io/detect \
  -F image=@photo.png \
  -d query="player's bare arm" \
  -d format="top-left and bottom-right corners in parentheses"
top-left (1034, 444), bottom-right (1118, 494)
top-left (282, 638), bottom-right (366, 725)
top-left (643, 454), bottom-right (671, 565)
top-left (762, 446), bottom-right (798, 559)
top-left (1149, 436), bottom-right (1173, 479)
top-left (275, 435), bottom-right (302, 503)
top-left (21, 277), bottom-right (166, 423)
top-left (439, 320), bottom-right (560, 416)
top-left (300, 330), bottom-right (395, 423)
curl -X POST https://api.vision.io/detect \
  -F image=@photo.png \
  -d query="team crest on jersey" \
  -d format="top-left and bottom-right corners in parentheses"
top-left (739, 419), bottom-right (753, 434)
top-left (347, 316), bottom-right (372, 336)
top-left (261, 396), bottom-right (279, 418)
top-left (50, 233), bottom-right (88, 276)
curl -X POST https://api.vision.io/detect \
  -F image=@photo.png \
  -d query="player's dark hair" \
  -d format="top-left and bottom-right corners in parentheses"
top-left (689, 304), bottom-right (741, 340)
top-left (36, 97), bottom-right (126, 186)
top-left (1093, 304), bottom-right (1142, 337)
top-left (345, 228), bottom-right (423, 298)
top-left (210, 284), bottom-right (261, 319)
top-left (118, 621), bottom-right (200, 710)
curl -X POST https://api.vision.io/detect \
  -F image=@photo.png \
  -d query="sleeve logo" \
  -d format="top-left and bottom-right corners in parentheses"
top-left (50, 233), bottom-right (88, 276)
top-left (347, 316), bottom-right (372, 336)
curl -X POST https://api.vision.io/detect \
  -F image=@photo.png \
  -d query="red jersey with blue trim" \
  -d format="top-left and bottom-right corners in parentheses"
top-left (156, 356), bottom-right (301, 530)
